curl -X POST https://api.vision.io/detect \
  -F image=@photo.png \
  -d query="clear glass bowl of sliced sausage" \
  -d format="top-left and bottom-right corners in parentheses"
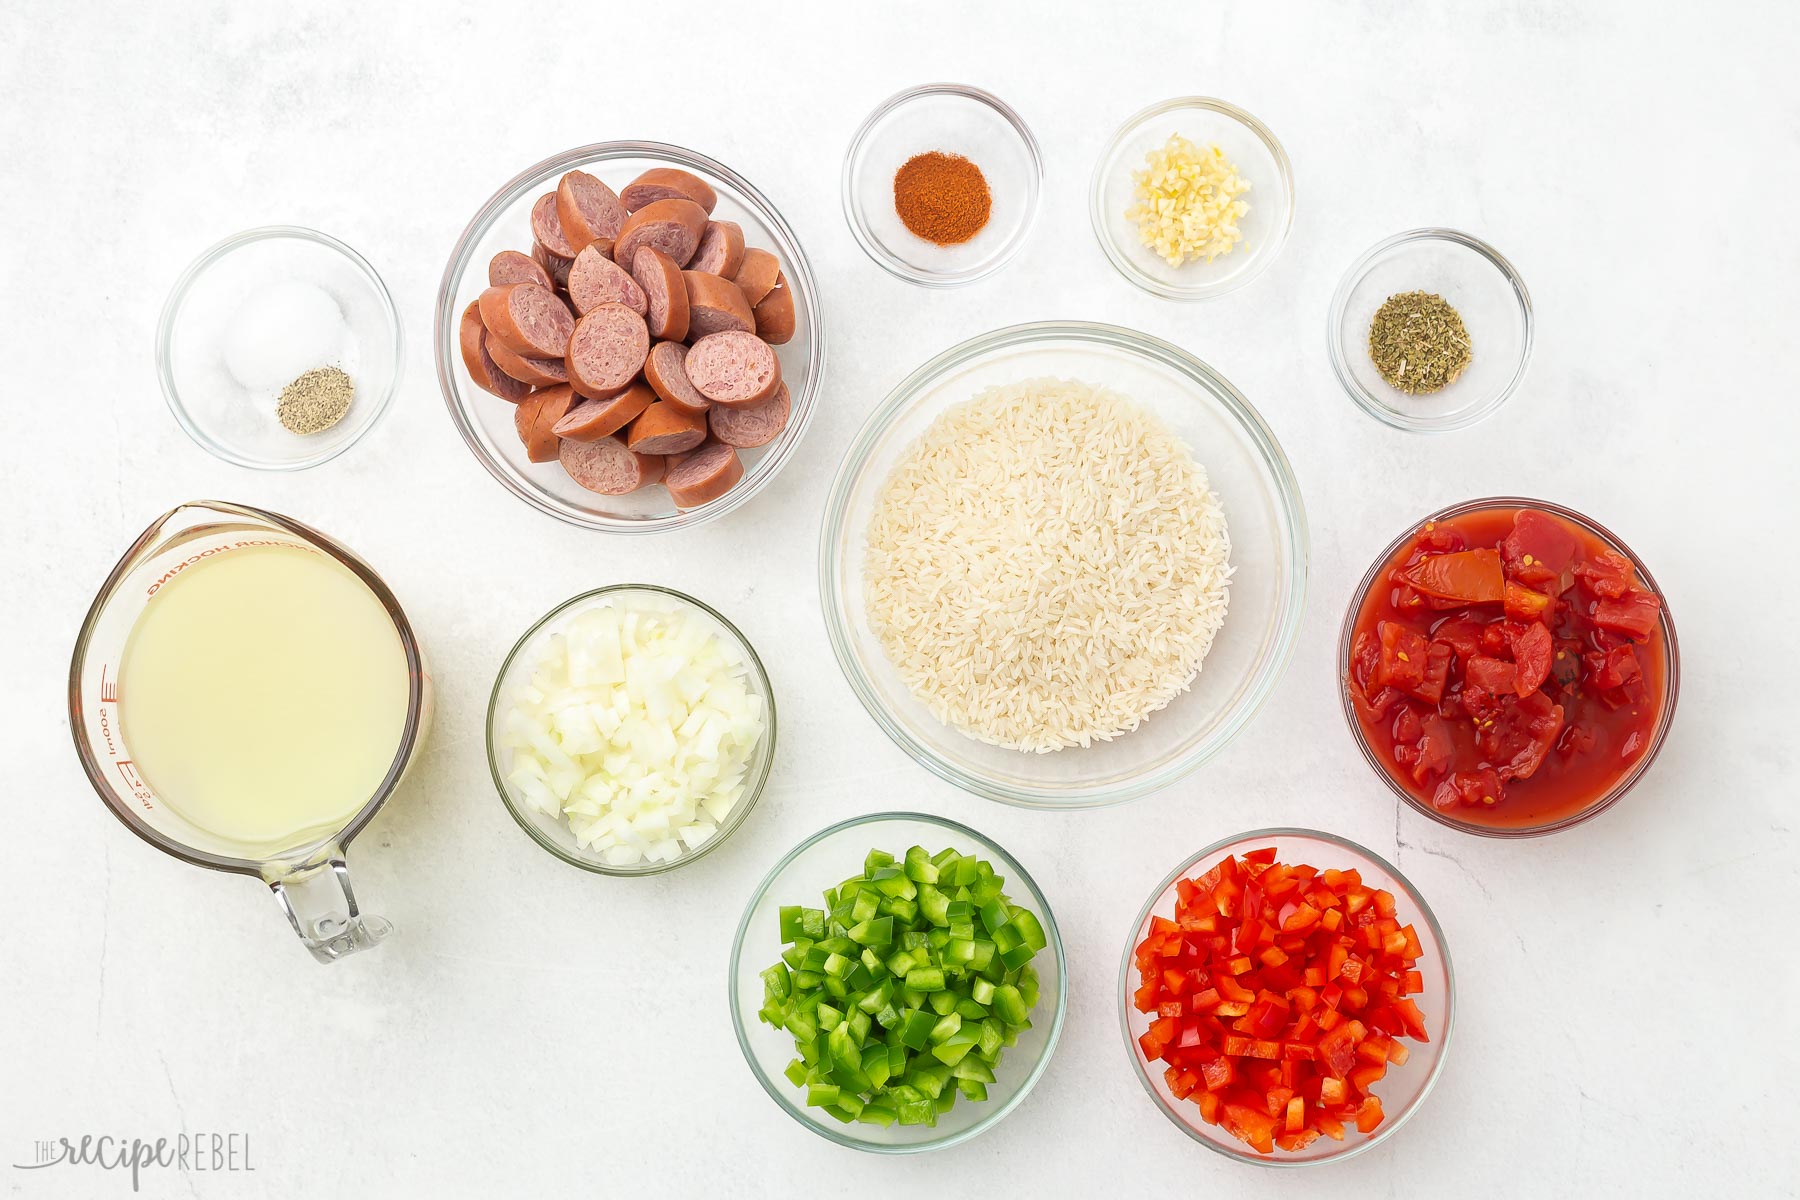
top-left (435, 142), bottom-right (824, 533)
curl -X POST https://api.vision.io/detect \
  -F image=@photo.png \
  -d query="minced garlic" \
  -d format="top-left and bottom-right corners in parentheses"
top-left (1125, 133), bottom-right (1251, 267)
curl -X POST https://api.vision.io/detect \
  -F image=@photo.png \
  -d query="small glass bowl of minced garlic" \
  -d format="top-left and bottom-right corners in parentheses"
top-left (1328, 228), bottom-right (1535, 433)
top-left (1089, 96), bottom-right (1295, 300)
top-left (157, 226), bottom-right (402, 469)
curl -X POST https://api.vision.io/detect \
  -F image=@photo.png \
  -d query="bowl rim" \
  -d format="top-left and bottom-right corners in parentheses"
top-left (1088, 95), bottom-right (1296, 301)
top-left (485, 583), bottom-right (776, 876)
top-left (1117, 826), bottom-right (1457, 1166)
top-left (840, 82), bottom-right (1045, 289)
top-left (727, 808), bottom-right (1068, 1153)
top-left (434, 140), bottom-right (825, 533)
top-left (156, 224), bottom-right (405, 471)
top-left (1336, 497), bottom-right (1681, 838)
top-left (1326, 227), bottom-right (1535, 433)
top-left (818, 319), bottom-right (1310, 809)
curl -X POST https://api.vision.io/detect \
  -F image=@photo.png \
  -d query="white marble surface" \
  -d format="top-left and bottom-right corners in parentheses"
top-left (4, 1), bottom-right (1796, 1195)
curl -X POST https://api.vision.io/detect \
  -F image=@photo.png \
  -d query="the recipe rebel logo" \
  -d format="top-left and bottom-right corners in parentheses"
top-left (12, 1131), bottom-right (256, 1192)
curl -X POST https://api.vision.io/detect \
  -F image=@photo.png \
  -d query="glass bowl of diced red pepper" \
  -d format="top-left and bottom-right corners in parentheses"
top-left (1340, 499), bottom-right (1679, 836)
top-left (1120, 830), bottom-right (1453, 1165)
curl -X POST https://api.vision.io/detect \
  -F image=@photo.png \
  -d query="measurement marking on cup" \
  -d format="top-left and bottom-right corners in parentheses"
top-left (100, 666), bottom-right (119, 704)
top-left (112, 760), bottom-right (155, 811)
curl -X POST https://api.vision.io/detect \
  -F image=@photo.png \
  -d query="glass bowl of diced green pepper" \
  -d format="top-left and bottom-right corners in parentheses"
top-left (728, 811), bottom-right (1067, 1152)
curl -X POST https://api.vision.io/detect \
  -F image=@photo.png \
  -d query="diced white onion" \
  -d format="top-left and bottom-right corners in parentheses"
top-left (501, 595), bottom-right (766, 868)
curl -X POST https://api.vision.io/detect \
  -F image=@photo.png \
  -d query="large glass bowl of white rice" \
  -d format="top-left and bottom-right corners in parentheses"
top-left (819, 322), bottom-right (1307, 808)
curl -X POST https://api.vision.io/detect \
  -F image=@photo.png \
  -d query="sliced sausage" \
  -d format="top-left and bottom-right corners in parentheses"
top-left (532, 240), bottom-right (572, 290)
top-left (612, 198), bottom-right (708, 270)
top-left (631, 247), bottom-right (690, 342)
top-left (515, 385), bottom-right (575, 463)
top-left (565, 303), bottom-right (650, 399)
top-left (625, 401), bottom-right (707, 456)
top-left (489, 249), bottom-right (554, 290)
top-left (708, 381), bottom-right (790, 448)
top-left (664, 440), bottom-right (744, 509)
top-left (568, 244), bottom-right (647, 317)
top-left (685, 330), bottom-right (782, 408)
top-left (478, 283), bottom-right (575, 358)
top-left (458, 301), bottom-right (530, 402)
top-left (619, 167), bottom-right (718, 214)
top-left (732, 247), bottom-right (780, 305)
top-left (560, 437), bottom-right (665, 496)
top-left (642, 340), bottom-right (710, 414)
top-left (486, 337), bottom-right (568, 387)
top-left (683, 271), bottom-right (754, 340)
top-left (752, 273), bottom-right (796, 345)
top-left (552, 382), bottom-right (654, 441)
top-left (531, 192), bottom-right (577, 260)
top-left (555, 170), bottom-right (628, 253)
top-left (688, 220), bottom-right (745, 277)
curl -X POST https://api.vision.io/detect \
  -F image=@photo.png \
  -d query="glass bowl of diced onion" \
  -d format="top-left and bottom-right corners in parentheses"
top-left (486, 584), bottom-right (775, 876)
top-left (1089, 96), bottom-right (1294, 300)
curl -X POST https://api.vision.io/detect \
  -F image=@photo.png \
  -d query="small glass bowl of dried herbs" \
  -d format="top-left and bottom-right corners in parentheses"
top-left (1327, 228), bottom-right (1533, 433)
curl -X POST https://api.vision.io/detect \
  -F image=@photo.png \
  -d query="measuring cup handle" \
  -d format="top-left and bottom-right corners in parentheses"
top-left (267, 852), bottom-right (392, 963)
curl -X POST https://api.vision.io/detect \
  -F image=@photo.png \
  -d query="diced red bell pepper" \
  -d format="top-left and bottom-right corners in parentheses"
top-left (1355, 1096), bottom-right (1385, 1133)
top-left (1222, 1103), bottom-right (1278, 1154)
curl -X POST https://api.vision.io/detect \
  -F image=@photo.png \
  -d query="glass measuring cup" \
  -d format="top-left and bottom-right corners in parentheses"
top-left (68, 501), bottom-right (432, 963)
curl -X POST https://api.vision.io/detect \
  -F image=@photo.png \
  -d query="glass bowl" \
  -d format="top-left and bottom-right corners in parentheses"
top-left (1327, 229), bottom-right (1533, 432)
top-left (842, 83), bottom-right (1043, 287)
top-left (157, 226), bottom-right (402, 470)
top-left (435, 142), bottom-right (823, 533)
top-left (1090, 97), bottom-right (1294, 301)
top-left (486, 585), bottom-right (775, 875)
top-left (819, 321), bottom-right (1308, 808)
top-left (728, 810), bottom-right (1066, 1152)
top-left (1120, 828), bottom-right (1454, 1166)
top-left (1338, 497), bottom-right (1680, 837)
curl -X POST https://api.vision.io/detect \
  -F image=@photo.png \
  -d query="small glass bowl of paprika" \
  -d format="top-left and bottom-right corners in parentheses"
top-left (842, 83), bottom-right (1043, 288)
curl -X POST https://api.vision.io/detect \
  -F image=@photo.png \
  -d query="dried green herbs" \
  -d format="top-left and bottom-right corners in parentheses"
top-left (1368, 292), bottom-right (1472, 395)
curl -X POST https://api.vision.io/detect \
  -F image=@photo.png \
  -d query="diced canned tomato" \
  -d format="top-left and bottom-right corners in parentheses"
top-left (1347, 507), bottom-right (1668, 828)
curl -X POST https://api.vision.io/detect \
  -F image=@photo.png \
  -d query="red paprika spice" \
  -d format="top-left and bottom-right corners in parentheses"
top-left (893, 151), bottom-right (992, 246)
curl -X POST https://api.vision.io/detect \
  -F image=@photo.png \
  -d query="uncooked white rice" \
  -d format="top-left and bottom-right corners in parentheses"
top-left (864, 376), bottom-right (1232, 753)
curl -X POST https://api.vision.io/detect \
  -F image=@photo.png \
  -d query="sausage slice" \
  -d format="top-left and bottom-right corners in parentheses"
top-left (732, 247), bottom-right (780, 305)
top-left (664, 440), bottom-right (744, 509)
top-left (487, 336), bottom-right (568, 388)
top-left (625, 401), bottom-right (708, 456)
top-left (458, 302), bottom-right (530, 402)
top-left (489, 249), bottom-right (554, 290)
top-left (565, 303), bottom-right (650, 399)
top-left (532, 241), bottom-right (572, 290)
top-left (560, 437), bottom-right (665, 495)
top-left (478, 283), bottom-right (575, 358)
top-left (619, 167), bottom-right (718, 214)
top-left (555, 170), bottom-right (628, 253)
top-left (515, 384), bottom-right (575, 463)
top-left (708, 381), bottom-right (790, 448)
top-left (683, 271), bottom-right (754, 339)
top-left (568, 244), bottom-right (647, 317)
top-left (685, 330), bottom-right (782, 408)
top-left (752, 273), bottom-right (796, 345)
top-left (531, 192), bottom-right (577, 260)
top-left (688, 220), bottom-right (745, 277)
top-left (552, 382), bottom-right (654, 442)
top-left (612, 199), bottom-right (708, 270)
top-left (642, 341), bottom-right (710, 414)
top-left (631, 247), bottom-right (690, 342)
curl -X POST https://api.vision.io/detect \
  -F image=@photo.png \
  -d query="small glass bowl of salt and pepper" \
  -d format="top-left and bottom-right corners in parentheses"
top-left (1328, 228), bottom-right (1534, 433)
top-left (157, 225), bottom-right (403, 469)
top-left (842, 83), bottom-right (1044, 287)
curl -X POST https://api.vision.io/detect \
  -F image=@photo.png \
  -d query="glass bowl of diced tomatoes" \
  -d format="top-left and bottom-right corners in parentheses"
top-left (1119, 830), bottom-right (1454, 1166)
top-left (1340, 498), bottom-right (1679, 837)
